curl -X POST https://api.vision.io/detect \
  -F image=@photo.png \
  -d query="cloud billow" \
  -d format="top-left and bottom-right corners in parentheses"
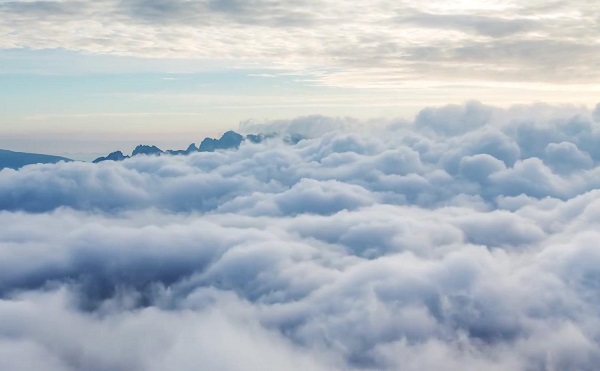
top-left (1, 102), bottom-right (600, 370)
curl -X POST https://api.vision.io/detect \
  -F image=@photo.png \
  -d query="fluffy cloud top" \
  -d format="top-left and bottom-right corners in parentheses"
top-left (1, 102), bottom-right (600, 370)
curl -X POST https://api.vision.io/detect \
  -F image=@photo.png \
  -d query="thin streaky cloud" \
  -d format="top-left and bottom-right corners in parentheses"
top-left (0, 0), bottom-right (598, 89)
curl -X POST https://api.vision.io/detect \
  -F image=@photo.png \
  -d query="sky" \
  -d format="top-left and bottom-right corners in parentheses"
top-left (1, 0), bottom-right (599, 158)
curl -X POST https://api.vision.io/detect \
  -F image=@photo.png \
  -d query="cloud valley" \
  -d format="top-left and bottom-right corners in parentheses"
top-left (1, 102), bottom-right (600, 370)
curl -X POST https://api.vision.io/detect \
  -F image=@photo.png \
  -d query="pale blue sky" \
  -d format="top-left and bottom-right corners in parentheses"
top-left (1, 0), bottom-right (599, 158)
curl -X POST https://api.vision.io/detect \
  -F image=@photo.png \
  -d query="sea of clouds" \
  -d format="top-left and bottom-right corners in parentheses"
top-left (2, 101), bottom-right (600, 370)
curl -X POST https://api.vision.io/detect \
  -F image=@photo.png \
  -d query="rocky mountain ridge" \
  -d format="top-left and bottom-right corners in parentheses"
top-left (93, 130), bottom-right (261, 163)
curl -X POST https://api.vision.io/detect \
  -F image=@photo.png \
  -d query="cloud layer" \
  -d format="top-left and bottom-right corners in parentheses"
top-left (2, 102), bottom-right (600, 370)
top-left (2, 0), bottom-right (599, 87)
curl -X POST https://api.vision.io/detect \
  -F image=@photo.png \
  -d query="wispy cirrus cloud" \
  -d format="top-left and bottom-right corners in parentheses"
top-left (1, 0), bottom-right (599, 88)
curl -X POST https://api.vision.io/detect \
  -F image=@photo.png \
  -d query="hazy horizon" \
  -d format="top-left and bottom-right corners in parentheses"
top-left (2, 0), bottom-right (600, 156)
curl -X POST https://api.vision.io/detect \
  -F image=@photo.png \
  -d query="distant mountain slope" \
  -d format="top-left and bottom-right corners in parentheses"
top-left (0, 149), bottom-right (73, 170)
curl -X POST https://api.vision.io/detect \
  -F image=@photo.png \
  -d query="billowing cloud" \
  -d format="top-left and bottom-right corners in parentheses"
top-left (2, 102), bottom-right (600, 370)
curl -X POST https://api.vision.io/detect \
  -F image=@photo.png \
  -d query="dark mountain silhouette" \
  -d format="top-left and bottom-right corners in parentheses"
top-left (91, 130), bottom-right (302, 163)
top-left (0, 149), bottom-right (73, 170)
top-left (132, 145), bottom-right (163, 156)
top-left (246, 134), bottom-right (265, 143)
top-left (186, 143), bottom-right (199, 152)
top-left (166, 143), bottom-right (198, 156)
top-left (92, 151), bottom-right (129, 164)
top-left (199, 130), bottom-right (244, 152)
top-left (1, 130), bottom-right (304, 168)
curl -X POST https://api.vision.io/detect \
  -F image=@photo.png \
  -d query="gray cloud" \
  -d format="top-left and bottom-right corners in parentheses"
top-left (119, 0), bottom-right (315, 26)
top-left (398, 12), bottom-right (538, 37)
top-left (1, 0), bottom-right (599, 87)
top-left (2, 102), bottom-right (600, 369)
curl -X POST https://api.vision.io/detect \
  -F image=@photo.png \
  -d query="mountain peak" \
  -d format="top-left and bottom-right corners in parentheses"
top-left (132, 145), bottom-right (163, 156)
top-left (186, 143), bottom-right (198, 152)
top-left (92, 150), bottom-right (129, 163)
top-left (199, 131), bottom-right (244, 152)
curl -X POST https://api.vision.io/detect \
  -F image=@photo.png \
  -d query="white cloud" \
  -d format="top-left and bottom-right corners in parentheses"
top-left (2, 102), bottom-right (600, 369)
top-left (1, 0), bottom-right (599, 89)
